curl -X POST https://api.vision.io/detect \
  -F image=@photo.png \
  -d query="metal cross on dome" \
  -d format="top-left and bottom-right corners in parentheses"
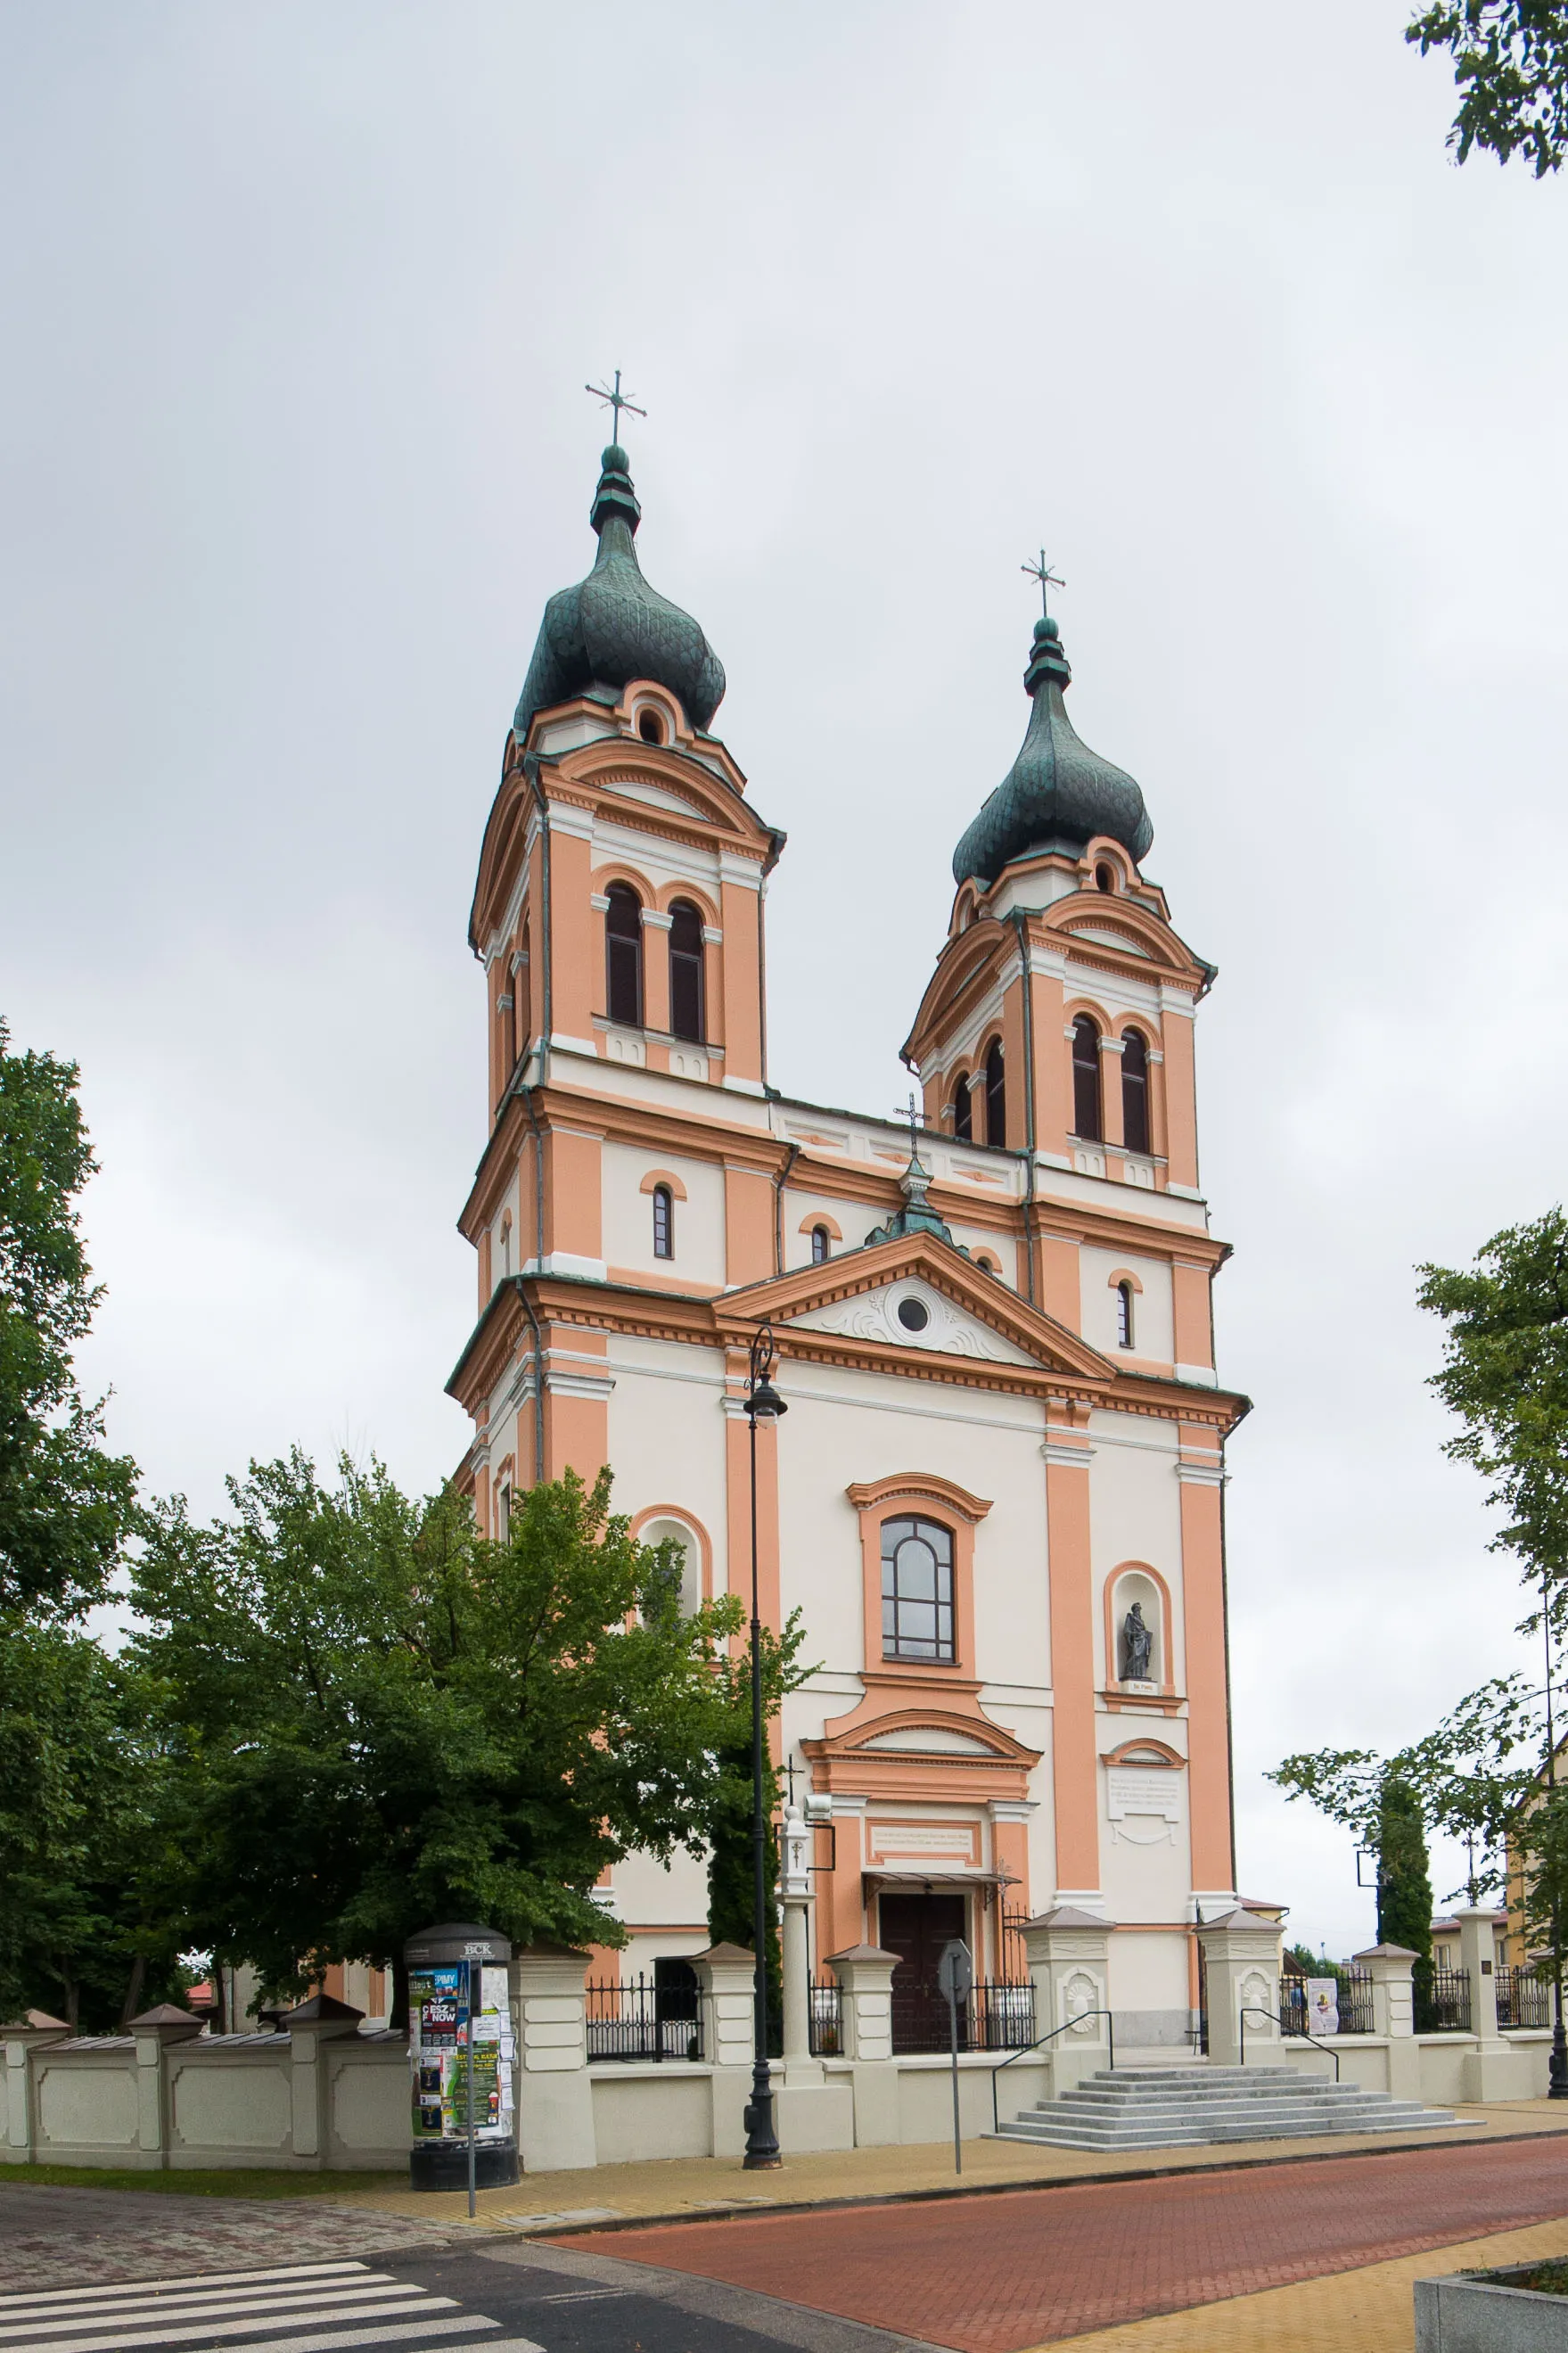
top-left (585, 369), bottom-right (646, 442)
top-left (1022, 547), bottom-right (1065, 615)
top-left (893, 1091), bottom-right (925, 1157)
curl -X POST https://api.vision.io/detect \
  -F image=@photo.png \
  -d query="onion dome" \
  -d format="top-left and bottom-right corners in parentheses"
top-left (513, 445), bottom-right (726, 742)
top-left (952, 614), bottom-right (1153, 888)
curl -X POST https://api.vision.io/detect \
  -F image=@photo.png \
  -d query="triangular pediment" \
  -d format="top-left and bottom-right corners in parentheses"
top-left (718, 1231), bottom-right (1112, 1382)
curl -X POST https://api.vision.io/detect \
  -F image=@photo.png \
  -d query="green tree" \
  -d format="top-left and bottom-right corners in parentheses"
top-left (1376, 1774), bottom-right (1434, 1962)
top-left (705, 1739), bottom-right (783, 2052)
top-left (132, 1454), bottom-right (805, 2009)
top-left (1408, 4), bottom-right (1568, 177)
top-left (0, 1018), bottom-right (137, 1617)
top-left (0, 1624), bottom-right (185, 2030)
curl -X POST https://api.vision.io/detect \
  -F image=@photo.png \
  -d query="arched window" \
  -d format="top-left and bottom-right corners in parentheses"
top-left (1096, 861), bottom-right (1116, 894)
top-left (984, 1040), bottom-right (1006, 1148)
top-left (668, 900), bottom-right (705, 1043)
top-left (637, 707), bottom-right (665, 745)
top-left (976, 1253), bottom-right (997, 1277)
top-left (810, 1223), bottom-right (831, 1264)
top-left (605, 884), bottom-right (644, 1027)
top-left (1121, 1028), bottom-right (1149, 1156)
top-left (652, 1182), bottom-right (673, 1259)
top-left (500, 1217), bottom-right (512, 1279)
top-left (881, 1516), bottom-right (955, 1662)
top-left (951, 1074), bottom-right (972, 1140)
top-left (1116, 1279), bottom-right (1134, 1348)
top-left (1071, 1016), bottom-right (1102, 1140)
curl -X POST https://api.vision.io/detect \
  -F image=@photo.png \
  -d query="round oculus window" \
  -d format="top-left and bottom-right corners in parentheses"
top-left (896, 1296), bottom-right (930, 1332)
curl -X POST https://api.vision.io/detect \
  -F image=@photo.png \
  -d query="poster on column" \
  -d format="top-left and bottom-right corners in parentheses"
top-left (408, 1964), bottom-right (514, 2141)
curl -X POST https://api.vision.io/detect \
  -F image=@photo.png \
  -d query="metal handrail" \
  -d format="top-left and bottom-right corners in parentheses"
top-left (1239, 2003), bottom-right (1339, 2082)
top-left (989, 2008), bottom-right (1115, 2132)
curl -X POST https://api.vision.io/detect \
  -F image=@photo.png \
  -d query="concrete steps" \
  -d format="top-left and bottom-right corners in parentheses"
top-left (992, 2063), bottom-right (1458, 2151)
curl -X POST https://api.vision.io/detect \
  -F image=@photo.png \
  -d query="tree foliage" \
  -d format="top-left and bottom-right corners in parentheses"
top-left (0, 1019), bottom-right (136, 1617)
top-left (131, 1455), bottom-right (806, 2000)
top-left (706, 1739), bottom-right (783, 2048)
top-left (1408, 4), bottom-right (1568, 177)
top-left (0, 1624), bottom-right (185, 2030)
top-left (1417, 1210), bottom-right (1568, 1613)
top-left (1376, 1776), bottom-right (1434, 1961)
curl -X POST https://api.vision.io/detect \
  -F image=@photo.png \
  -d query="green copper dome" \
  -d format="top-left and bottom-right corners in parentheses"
top-left (952, 615), bottom-right (1153, 887)
top-left (512, 446), bottom-right (726, 741)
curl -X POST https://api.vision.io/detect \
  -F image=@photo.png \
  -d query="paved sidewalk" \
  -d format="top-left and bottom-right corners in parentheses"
top-left (332, 2098), bottom-right (1568, 2234)
top-left (547, 2134), bottom-right (1568, 2350)
top-left (0, 2186), bottom-right (464, 2295)
top-left (1042, 2216), bottom-right (1568, 2351)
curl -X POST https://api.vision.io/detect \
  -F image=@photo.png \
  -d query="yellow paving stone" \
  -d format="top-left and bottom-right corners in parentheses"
top-left (1033, 2217), bottom-right (1568, 2353)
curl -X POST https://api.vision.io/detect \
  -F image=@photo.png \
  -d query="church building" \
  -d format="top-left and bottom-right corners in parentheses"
top-left (447, 430), bottom-right (1248, 2053)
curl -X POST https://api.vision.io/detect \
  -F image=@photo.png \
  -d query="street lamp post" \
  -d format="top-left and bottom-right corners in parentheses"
top-left (1543, 1580), bottom-right (1568, 2098)
top-left (743, 1323), bottom-right (786, 2170)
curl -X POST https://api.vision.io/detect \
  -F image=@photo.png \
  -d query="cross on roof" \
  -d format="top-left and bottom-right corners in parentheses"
top-left (892, 1090), bottom-right (924, 1158)
top-left (585, 368), bottom-right (646, 444)
top-left (1022, 547), bottom-right (1065, 616)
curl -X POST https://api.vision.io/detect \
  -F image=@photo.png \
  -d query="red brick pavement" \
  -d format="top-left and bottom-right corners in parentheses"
top-left (554, 2138), bottom-right (1568, 2349)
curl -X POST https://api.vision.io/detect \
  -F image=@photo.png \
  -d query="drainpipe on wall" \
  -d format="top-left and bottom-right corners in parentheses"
top-left (773, 1140), bottom-right (800, 1277)
top-left (520, 1086), bottom-right (547, 1485)
top-left (1011, 909), bottom-right (1038, 1306)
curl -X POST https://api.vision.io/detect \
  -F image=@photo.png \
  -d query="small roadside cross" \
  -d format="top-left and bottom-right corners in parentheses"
top-left (585, 368), bottom-right (646, 443)
top-left (1022, 547), bottom-right (1065, 615)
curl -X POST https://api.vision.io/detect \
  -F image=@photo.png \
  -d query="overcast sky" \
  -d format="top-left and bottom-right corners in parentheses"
top-left (4, 2), bottom-right (1564, 1954)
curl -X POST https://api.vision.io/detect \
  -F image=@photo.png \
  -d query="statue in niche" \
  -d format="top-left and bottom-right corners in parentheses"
top-left (1121, 1600), bottom-right (1153, 1682)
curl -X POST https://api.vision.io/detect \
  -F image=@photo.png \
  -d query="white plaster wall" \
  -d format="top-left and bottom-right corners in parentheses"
top-left (1108, 1930), bottom-right (1191, 2015)
top-left (774, 1362), bottom-right (1049, 1706)
top-left (600, 1142), bottom-right (726, 1288)
top-left (611, 1847), bottom-right (710, 1934)
top-left (489, 1176), bottom-right (520, 1287)
top-left (603, 1342), bottom-right (730, 1592)
top-left (1080, 1246), bottom-right (1174, 1362)
top-left (1100, 1772), bottom-right (1194, 1926)
top-left (947, 1223), bottom-right (1019, 1288)
top-left (781, 1190), bottom-right (886, 1269)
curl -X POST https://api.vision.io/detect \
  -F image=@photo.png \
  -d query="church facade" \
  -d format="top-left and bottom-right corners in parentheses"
top-left (447, 435), bottom-right (1248, 2051)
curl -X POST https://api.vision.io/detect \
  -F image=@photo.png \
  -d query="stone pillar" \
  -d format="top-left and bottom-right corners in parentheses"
top-left (1354, 1943), bottom-right (1422, 2102)
top-left (128, 2003), bottom-right (204, 2168)
top-left (511, 1944), bottom-right (596, 2172)
top-left (1454, 1908), bottom-right (1514, 2102)
top-left (828, 1945), bottom-right (899, 2147)
top-left (781, 1804), bottom-right (811, 2065)
top-left (279, 1994), bottom-right (363, 2168)
top-left (693, 1942), bottom-right (759, 2160)
top-left (1, 2015), bottom-right (69, 2160)
top-left (1194, 1910), bottom-right (1282, 2068)
top-left (1022, 1905), bottom-right (1112, 2094)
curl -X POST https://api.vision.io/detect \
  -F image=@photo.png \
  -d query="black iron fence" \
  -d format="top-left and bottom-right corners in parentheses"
top-left (1498, 1965), bottom-right (1551, 2030)
top-left (1279, 1967), bottom-right (1375, 2038)
top-left (891, 1979), bottom-right (1035, 2054)
top-left (1414, 1964), bottom-right (1471, 2034)
top-left (585, 1970), bottom-right (704, 2062)
top-left (809, 1977), bottom-right (842, 2058)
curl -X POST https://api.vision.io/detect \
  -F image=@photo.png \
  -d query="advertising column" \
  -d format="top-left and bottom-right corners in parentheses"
top-left (404, 1922), bottom-right (519, 2193)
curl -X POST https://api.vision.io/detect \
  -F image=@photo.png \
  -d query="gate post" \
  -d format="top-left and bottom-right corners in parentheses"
top-left (1022, 1906), bottom-right (1112, 2094)
top-left (1194, 1910), bottom-right (1281, 2068)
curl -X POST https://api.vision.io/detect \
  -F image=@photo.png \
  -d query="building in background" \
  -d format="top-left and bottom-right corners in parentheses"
top-left (447, 434), bottom-right (1249, 2051)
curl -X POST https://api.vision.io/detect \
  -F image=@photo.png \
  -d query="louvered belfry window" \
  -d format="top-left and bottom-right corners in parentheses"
top-left (669, 900), bottom-right (705, 1042)
top-left (984, 1041), bottom-right (1006, 1147)
top-left (605, 884), bottom-right (643, 1027)
top-left (1121, 1028), bottom-right (1150, 1155)
top-left (1071, 1016), bottom-right (1102, 1140)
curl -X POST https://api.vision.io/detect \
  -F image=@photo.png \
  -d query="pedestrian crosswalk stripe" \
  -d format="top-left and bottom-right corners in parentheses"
top-left (0, 2283), bottom-right (420, 2337)
top-left (0, 2270), bottom-right (369, 2316)
top-left (0, 2302), bottom-right (496, 2353)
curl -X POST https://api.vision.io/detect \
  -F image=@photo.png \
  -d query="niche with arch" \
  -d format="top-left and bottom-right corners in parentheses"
top-left (1104, 1563), bottom-right (1175, 1697)
top-left (631, 1510), bottom-right (710, 1619)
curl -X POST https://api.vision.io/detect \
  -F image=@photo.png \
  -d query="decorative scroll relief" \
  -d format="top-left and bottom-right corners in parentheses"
top-left (1106, 1766), bottom-right (1184, 1848)
top-left (791, 1280), bottom-right (1033, 1365)
top-left (1063, 1971), bottom-right (1102, 2035)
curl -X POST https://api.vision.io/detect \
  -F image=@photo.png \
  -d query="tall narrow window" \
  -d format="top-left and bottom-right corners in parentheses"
top-left (513, 930), bottom-right (530, 1063)
top-left (881, 1516), bottom-right (955, 1662)
top-left (810, 1223), bottom-right (831, 1264)
top-left (1071, 1016), bottom-right (1102, 1140)
top-left (952, 1074), bottom-right (972, 1139)
top-left (1116, 1279), bottom-right (1135, 1348)
top-left (605, 884), bottom-right (643, 1027)
top-left (1121, 1028), bottom-right (1150, 1155)
top-left (668, 900), bottom-right (705, 1042)
top-left (984, 1041), bottom-right (1006, 1147)
top-left (652, 1182), bottom-right (674, 1259)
